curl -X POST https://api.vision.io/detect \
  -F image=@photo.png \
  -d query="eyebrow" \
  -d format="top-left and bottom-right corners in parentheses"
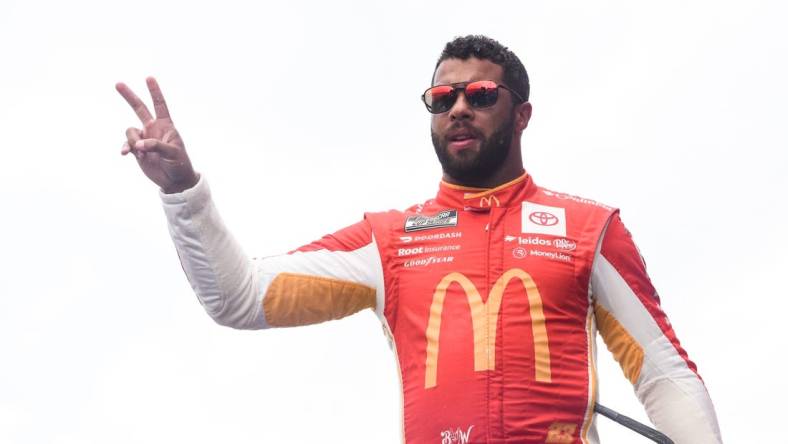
top-left (432, 79), bottom-right (493, 87)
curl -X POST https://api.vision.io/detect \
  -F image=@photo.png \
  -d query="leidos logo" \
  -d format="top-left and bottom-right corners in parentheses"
top-left (505, 235), bottom-right (577, 251)
top-left (424, 269), bottom-right (552, 389)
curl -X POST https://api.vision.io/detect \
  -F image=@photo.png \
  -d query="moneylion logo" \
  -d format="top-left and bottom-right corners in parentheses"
top-left (424, 269), bottom-right (552, 389)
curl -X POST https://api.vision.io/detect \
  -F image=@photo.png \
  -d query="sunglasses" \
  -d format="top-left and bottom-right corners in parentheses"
top-left (421, 80), bottom-right (525, 114)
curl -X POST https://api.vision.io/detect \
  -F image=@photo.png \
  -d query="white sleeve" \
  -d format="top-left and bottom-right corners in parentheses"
top-left (590, 214), bottom-right (722, 444)
top-left (160, 176), bottom-right (265, 329)
top-left (160, 176), bottom-right (385, 331)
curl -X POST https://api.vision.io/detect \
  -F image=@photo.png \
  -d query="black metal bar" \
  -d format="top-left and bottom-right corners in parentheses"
top-left (594, 403), bottom-right (674, 444)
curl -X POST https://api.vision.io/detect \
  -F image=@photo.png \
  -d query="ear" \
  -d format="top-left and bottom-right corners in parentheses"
top-left (513, 102), bottom-right (532, 133)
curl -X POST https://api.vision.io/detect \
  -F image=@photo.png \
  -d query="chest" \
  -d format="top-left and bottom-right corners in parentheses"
top-left (390, 205), bottom-right (590, 320)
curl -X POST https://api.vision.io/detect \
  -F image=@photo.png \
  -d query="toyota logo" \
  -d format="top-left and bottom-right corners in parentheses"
top-left (529, 211), bottom-right (559, 226)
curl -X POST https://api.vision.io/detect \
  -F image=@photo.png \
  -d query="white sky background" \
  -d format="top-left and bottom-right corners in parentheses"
top-left (0, 0), bottom-right (786, 442)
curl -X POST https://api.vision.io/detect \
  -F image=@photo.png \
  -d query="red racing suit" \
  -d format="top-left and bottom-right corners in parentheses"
top-left (161, 172), bottom-right (721, 444)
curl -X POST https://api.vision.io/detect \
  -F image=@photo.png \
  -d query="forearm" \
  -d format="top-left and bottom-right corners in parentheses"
top-left (161, 175), bottom-right (266, 329)
top-left (636, 372), bottom-right (721, 444)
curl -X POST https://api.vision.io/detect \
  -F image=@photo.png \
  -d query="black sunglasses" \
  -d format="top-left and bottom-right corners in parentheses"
top-left (421, 80), bottom-right (525, 114)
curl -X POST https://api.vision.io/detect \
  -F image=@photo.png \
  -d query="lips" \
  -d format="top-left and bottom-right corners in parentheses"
top-left (450, 134), bottom-right (476, 143)
top-left (446, 126), bottom-right (480, 150)
top-left (447, 127), bottom-right (478, 142)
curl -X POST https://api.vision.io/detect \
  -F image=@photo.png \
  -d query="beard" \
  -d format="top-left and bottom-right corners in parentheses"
top-left (432, 114), bottom-right (514, 186)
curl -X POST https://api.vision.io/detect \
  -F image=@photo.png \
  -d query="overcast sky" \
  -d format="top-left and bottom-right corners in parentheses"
top-left (1, 0), bottom-right (786, 442)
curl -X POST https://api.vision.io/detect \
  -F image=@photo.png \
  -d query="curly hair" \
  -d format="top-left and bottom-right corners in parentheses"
top-left (434, 35), bottom-right (530, 102)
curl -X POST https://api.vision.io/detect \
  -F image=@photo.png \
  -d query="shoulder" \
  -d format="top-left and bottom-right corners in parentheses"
top-left (521, 183), bottom-right (619, 243)
top-left (530, 184), bottom-right (616, 214)
top-left (365, 196), bottom-right (444, 220)
top-left (364, 196), bottom-right (460, 236)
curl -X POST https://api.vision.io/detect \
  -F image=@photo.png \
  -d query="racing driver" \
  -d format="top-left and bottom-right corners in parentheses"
top-left (117, 35), bottom-right (722, 443)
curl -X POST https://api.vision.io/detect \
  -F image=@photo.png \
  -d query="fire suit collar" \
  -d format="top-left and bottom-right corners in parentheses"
top-left (437, 172), bottom-right (535, 211)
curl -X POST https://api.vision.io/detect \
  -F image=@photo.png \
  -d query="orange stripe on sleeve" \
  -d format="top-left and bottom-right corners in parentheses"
top-left (263, 272), bottom-right (376, 327)
top-left (594, 301), bottom-right (644, 384)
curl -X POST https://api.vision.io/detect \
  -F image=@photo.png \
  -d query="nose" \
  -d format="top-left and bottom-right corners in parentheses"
top-left (448, 90), bottom-right (474, 121)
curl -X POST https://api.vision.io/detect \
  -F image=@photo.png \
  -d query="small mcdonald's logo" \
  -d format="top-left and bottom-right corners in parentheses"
top-left (479, 195), bottom-right (501, 208)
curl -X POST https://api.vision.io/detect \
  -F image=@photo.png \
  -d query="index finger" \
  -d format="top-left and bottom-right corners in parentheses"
top-left (115, 82), bottom-right (154, 124)
top-left (146, 76), bottom-right (171, 119)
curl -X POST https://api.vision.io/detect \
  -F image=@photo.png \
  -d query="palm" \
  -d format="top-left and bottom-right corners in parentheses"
top-left (137, 118), bottom-right (186, 184)
top-left (143, 117), bottom-right (175, 141)
top-left (116, 77), bottom-right (197, 193)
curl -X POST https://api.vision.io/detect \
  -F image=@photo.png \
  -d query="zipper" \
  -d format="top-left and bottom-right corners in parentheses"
top-left (485, 206), bottom-right (494, 443)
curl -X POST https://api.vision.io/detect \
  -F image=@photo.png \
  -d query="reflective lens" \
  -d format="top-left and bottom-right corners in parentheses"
top-left (422, 80), bottom-right (502, 114)
top-left (465, 80), bottom-right (499, 109)
top-left (423, 85), bottom-right (458, 114)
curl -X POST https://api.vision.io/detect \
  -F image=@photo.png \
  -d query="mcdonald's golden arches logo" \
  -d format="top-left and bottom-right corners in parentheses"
top-left (424, 268), bottom-right (552, 389)
top-left (478, 195), bottom-right (501, 208)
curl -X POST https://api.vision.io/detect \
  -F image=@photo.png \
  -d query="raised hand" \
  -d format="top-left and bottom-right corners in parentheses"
top-left (116, 77), bottom-right (198, 194)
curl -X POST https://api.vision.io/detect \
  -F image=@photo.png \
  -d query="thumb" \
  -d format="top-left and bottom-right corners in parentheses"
top-left (134, 138), bottom-right (182, 159)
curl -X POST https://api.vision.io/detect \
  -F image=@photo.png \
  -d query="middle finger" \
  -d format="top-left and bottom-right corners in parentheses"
top-left (116, 82), bottom-right (154, 124)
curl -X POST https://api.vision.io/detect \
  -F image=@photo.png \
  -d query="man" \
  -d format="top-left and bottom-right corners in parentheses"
top-left (117, 35), bottom-right (721, 443)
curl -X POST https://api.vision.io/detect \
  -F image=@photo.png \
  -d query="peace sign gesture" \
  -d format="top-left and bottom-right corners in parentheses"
top-left (116, 77), bottom-right (198, 194)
